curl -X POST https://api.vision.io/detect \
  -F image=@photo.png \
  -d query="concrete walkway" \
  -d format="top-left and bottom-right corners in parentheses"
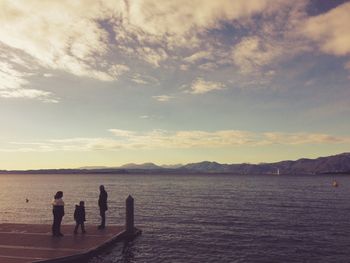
top-left (0, 224), bottom-right (125, 263)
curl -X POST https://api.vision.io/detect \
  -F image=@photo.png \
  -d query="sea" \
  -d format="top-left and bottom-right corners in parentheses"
top-left (0, 173), bottom-right (350, 263)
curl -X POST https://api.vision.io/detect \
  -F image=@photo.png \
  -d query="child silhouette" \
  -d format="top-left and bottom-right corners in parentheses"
top-left (74, 201), bottom-right (86, 234)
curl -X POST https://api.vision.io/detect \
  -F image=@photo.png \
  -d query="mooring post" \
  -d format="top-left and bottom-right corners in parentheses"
top-left (126, 195), bottom-right (134, 235)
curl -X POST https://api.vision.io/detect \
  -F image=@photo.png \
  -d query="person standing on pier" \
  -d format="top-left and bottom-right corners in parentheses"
top-left (98, 185), bottom-right (108, 229)
top-left (52, 191), bottom-right (65, 237)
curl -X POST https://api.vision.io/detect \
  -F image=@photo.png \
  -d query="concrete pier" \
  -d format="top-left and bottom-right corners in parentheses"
top-left (0, 195), bottom-right (141, 263)
top-left (0, 224), bottom-right (128, 263)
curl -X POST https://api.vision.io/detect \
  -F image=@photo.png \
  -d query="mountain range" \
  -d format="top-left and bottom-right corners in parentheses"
top-left (181, 152), bottom-right (350, 175)
top-left (1, 152), bottom-right (349, 175)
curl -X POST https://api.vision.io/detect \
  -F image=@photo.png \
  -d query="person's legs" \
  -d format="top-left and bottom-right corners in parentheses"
top-left (52, 213), bottom-right (58, 236)
top-left (74, 223), bottom-right (79, 234)
top-left (101, 211), bottom-right (105, 227)
top-left (99, 209), bottom-right (106, 229)
top-left (81, 222), bottom-right (86, 233)
top-left (57, 216), bottom-right (63, 236)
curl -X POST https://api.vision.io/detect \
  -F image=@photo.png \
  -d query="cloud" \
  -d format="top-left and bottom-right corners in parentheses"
top-left (107, 64), bottom-right (130, 78)
top-left (184, 51), bottom-right (212, 63)
top-left (130, 73), bottom-right (159, 85)
top-left (4, 129), bottom-right (349, 152)
top-left (43, 73), bottom-right (54, 78)
top-left (187, 78), bottom-right (225, 94)
top-left (231, 1), bottom-right (309, 75)
top-left (0, 60), bottom-right (57, 102)
top-left (0, 0), bottom-right (128, 82)
top-left (130, 75), bottom-right (148, 85)
top-left (261, 132), bottom-right (345, 145)
top-left (152, 95), bottom-right (174, 102)
top-left (0, 0), bottom-right (308, 87)
top-left (198, 62), bottom-right (218, 71)
top-left (0, 61), bottom-right (29, 90)
top-left (179, 64), bottom-right (190, 71)
top-left (1, 0), bottom-right (347, 100)
top-left (1, 129), bottom-right (255, 152)
top-left (112, 0), bottom-right (294, 68)
top-left (176, 2), bottom-right (308, 76)
top-left (303, 2), bottom-right (350, 57)
top-left (182, 49), bottom-right (225, 71)
top-left (232, 37), bottom-right (281, 74)
top-left (0, 89), bottom-right (58, 103)
top-left (136, 47), bottom-right (168, 67)
top-left (122, 0), bottom-right (280, 41)
top-left (108, 129), bottom-right (136, 138)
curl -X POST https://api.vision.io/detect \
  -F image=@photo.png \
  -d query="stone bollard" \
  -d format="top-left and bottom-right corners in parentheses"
top-left (126, 195), bottom-right (134, 234)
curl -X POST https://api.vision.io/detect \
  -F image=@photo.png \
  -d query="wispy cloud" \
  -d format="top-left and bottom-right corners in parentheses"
top-left (186, 78), bottom-right (225, 94)
top-left (136, 47), bottom-right (168, 67)
top-left (0, 89), bottom-right (58, 103)
top-left (181, 48), bottom-right (225, 72)
top-left (232, 36), bottom-right (280, 74)
top-left (130, 74), bottom-right (159, 85)
top-left (43, 73), bottom-right (54, 78)
top-left (0, 61), bottom-right (29, 91)
top-left (184, 51), bottom-right (212, 63)
top-left (2, 129), bottom-right (349, 153)
top-left (198, 62), bottom-right (219, 71)
top-left (152, 95), bottom-right (174, 102)
top-left (108, 129), bottom-right (136, 138)
top-left (0, 60), bottom-right (58, 102)
top-left (261, 132), bottom-right (345, 145)
top-left (107, 64), bottom-right (130, 78)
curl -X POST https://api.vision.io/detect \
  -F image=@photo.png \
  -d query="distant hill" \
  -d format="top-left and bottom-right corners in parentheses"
top-left (273, 152), bottom-right (350, 174)
top-left (79, 166), bottom-right (110, 169)
top-left (161, 164), bottom-right (183, 169)
top-left (1, 153), bottom-right (350, 175)
top-left (119, 163), bottom-right (163, 169)
top-left (181, 153), bottom-right (350, 175)
top-left (182, 161), bottom-right (230, 173)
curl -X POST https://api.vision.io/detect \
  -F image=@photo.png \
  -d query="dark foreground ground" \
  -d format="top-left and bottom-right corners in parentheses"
top-left (0, 224), bottom-right (124, 263)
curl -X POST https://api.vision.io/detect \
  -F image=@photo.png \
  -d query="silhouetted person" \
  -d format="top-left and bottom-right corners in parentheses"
top-left (98, 185), bottom-right (108, 229)
top-left (74, 201), bottom-right (86, 234)
top-left (52, 191), bottom-right (65, 237)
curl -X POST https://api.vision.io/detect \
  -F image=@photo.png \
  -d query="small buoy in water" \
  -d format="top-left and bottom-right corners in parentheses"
top-left (332, 180), bottom-right (338, 187)
top-left (26, 198), bottom-right (29, 203)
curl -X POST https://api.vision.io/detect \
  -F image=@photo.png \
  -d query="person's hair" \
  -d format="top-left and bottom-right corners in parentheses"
top-left (100, 185), bottom-right (105, 191)
top-left (54, 191), bottom-right (63, 199)
top-left (79, 201), bottom-right (85, 206)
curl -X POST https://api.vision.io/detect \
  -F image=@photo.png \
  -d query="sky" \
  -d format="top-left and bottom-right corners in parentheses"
top-left (0, 0), bottom-right (350, 169)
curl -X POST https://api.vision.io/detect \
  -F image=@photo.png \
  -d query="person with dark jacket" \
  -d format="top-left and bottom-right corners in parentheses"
top-left (52, 191), bottom-right (65, 237)
top-left (98, 185), bottom-right (108, 229)
top-left (74, 201), bottom-right (86, 234)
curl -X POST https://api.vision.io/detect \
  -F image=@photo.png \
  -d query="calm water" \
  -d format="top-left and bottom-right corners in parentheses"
top-left (0, 173), bottom-right (350, 262)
